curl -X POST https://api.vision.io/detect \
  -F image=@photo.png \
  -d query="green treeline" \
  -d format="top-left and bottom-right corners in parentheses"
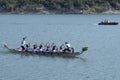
top-left (0, 0), bottom-right (120, 14)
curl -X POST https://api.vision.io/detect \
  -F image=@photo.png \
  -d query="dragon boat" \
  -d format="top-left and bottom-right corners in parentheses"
top-left (3, 44), bottom-right (88, 57)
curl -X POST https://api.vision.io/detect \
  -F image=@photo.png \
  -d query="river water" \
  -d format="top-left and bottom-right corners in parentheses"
top-left (0, 14), bottom-right (120, 80)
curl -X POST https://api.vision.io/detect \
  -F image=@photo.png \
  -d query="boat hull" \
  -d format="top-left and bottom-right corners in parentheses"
top-left (3, 44), bottom-right (88, 57)
top-left (7, 48), bottom-right (82, 57)
top-left (98, 22), bottom-right (119, 25)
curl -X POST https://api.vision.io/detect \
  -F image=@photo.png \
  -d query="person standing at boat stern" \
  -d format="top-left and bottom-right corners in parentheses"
top-left (21, 36), bottom-right (27, 51)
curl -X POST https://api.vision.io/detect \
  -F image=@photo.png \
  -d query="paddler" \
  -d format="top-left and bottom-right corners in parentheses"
top-left (65, 42), bottom-right (71, 49)
top-left (64, 42), bottom-right (74, 53)
top-left (44, 42), bottom-right (51, 52)
top-left (58, 44), bottom-right (64, 52)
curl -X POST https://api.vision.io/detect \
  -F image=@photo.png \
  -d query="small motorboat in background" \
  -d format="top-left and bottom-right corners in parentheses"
top-left (98, 19), bottom-right (119, 25)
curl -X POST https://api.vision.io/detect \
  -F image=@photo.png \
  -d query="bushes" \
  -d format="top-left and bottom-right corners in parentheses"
top-left (0, 0), bottom-right (120, 13)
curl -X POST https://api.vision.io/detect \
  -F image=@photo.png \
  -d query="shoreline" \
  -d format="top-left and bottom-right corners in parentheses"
top-left (0, 10), bottom-right (120, 15)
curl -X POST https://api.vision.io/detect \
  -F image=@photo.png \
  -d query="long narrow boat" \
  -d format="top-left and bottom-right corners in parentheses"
top-left (3, 44), bottom-right (88, 57)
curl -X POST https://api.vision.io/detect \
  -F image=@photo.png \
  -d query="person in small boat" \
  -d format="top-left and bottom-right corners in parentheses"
top-left (103, 19), bottom-right (109, 23)
top-left (20, 36), bottom-right (27, 51)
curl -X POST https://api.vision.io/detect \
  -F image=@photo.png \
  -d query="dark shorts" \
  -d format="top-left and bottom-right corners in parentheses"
top-left (21, 46), bottom-right (25, 50)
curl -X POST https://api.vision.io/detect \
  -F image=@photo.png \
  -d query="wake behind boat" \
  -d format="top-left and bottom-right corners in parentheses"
top-left (3, 44), bottom-right (88, 57)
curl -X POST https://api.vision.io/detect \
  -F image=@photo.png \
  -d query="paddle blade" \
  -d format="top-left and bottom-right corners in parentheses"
top-left (82, 46), bottom-right (88, 51)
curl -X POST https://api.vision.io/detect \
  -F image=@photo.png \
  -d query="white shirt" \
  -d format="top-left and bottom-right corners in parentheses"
top-left (21, 40), bottom-right (26, 46)
top-left (66, 43), bottom-right (71, 48)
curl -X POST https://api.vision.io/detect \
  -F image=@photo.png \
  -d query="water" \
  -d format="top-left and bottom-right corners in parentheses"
top-left (0, 14), bottom-right (120, 80)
